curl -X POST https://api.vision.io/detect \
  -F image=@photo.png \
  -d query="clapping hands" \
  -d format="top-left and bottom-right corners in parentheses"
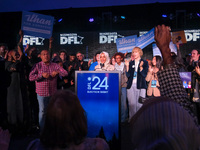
top-left (51, 71), bottom-right (59, 78)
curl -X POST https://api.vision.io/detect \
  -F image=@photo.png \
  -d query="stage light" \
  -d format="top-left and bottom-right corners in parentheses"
top-left (121, 16), bottom-right (125, 19)
top-left (197, 13), bottom-right (200, 17)
top-left (58, 18), bottom-right (63, 22)
top-left (89, 18), bottom-right (94, 22)
top-left (162, 14), bottom-right (167, 18)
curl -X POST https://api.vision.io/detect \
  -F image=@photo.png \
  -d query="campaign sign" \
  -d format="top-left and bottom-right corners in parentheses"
top-left (171, 30), bottom-right (187, 44)
top-left (75, 71), bottom-right (120, 144)
top-left (136, 28), bottom-right (155, 49)
top-left (21, 11), bottom-right (54, 39)
top-left (179, 72), bottom-right (192, 88)
top-left (152, 41), bottom-right (177, 57)
top-left (116, 35), bottom-right (137, 53)
top-left (152, 43), bottom-right (162, 57)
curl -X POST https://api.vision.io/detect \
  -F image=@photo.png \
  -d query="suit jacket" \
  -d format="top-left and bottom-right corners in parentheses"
top-left (126, 59), bottom-right (148, 89)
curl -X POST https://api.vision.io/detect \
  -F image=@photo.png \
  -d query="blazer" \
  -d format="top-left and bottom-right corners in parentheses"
top-left (126, 59), bottom-right (149, 89)
top-left (145, 70), bottom-right (160, 97)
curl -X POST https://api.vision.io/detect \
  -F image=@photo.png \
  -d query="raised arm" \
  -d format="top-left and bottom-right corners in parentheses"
top-left (155, 25), bottom-right (195, 117)
top-left (49, 37), bottom-right (53, 57)
top-left (17, 30), bottom-right (24, 61)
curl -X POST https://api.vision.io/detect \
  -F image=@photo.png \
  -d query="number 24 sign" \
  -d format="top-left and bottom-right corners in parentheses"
top-left (87, 76), bottom-right (109, 90)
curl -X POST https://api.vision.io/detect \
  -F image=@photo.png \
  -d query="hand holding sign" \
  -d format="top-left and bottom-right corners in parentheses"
top-left (155, 25), bottom-right (172, 65)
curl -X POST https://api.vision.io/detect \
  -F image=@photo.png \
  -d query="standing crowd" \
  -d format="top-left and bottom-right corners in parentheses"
top-left (0, 25), bottom-right (200, 150)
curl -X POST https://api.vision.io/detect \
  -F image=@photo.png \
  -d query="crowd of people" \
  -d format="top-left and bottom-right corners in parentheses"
top-left (0, 25), bottom-right (200, 149)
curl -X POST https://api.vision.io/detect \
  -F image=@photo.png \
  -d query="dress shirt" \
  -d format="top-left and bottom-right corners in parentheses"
top-left (29, 61), bottom-right (68, 97)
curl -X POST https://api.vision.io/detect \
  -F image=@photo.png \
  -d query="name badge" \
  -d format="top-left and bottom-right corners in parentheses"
top-left (133, 71), bottom-right (137, 79)
top-left (151, 80), bottom-right (157, 88)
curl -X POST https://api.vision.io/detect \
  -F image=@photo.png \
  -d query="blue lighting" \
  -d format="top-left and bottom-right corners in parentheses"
top-left (89, 18), bottom-right (94, 22)
top-left (58, 18), bottom-right (63, 22)
top-left (121, 16), bottom-right (125, 19)
top-left (197, 13), bottom-right (200, 17)
top-left (162, 14), bottom-right (167, 18)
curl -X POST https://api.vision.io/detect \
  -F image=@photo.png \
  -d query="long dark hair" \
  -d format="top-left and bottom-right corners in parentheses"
top-left (153, 55), bottom-right (162, 70)
top-left (40, 90), bottom-right (87, 148)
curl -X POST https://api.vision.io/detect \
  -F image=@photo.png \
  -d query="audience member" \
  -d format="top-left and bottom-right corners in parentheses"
top-left (145, 56), bottom-right (162, 97)
top-left (89, 51), bottom-right (101, 71)
top-left (51, 52), bottom-right (59, 60)
top-left (59, 49), bottom-right (68, 69)
top-left (25, 45), bottom-right (41, 129)
top-left (130, 97), bottom-right (200, 150)
top-left (171, 44), bottom-right (187, 72)
top-left (155, 24), bottom-right (196, 121)
top-left (129, 24), bottom-right (200, 150)
top-left (126, 47), bottom-right (149, 121)
top-left (110, 55), bottom-right (116, 66)
top-left (29, 50), bottom-right (68, 130)
top-left (0, 43), bottom-right (9, 128)
top-left (187, 49), bottom-right (200, 71)
top-left (52, 56), bottom-right (69, 90)
top-left (5, 30), bottom-right (31, 134)
top-left (114, 52), bottom-right (128, 123)
top-left (76, 51), bottom-right (91, 70)
top-left (26, 90), bottom-right (110, 150)
top-left (0, 43), bottom-right (8, 60)
top-left (66, 53), bottom-right (80, 92)
top-left (95, 51), bottom-right (114, 71)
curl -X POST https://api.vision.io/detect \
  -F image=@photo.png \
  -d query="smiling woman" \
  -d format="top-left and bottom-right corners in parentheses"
top-left (94, 51), bottom-right (115, 71)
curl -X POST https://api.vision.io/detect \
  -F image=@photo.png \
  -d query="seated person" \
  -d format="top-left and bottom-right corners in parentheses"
top-left (26, 90), bottom-right (110, 150)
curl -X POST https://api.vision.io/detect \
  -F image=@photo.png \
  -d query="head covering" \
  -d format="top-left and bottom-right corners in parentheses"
top-left (99, 51), bottom-right (110, 65)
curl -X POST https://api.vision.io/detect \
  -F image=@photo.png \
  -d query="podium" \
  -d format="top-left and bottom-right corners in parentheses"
top-left (75, 71), bottom-right (121, 143)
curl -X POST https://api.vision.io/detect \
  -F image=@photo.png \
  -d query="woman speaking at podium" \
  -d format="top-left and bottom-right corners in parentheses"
top-left (95, 51), bottom-right (115, 71)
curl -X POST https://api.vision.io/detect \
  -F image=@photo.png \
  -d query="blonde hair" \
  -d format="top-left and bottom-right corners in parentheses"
top-left (132, 47), bottom-right (143, 56)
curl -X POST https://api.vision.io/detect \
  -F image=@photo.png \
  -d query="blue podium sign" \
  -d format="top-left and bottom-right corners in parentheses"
top-left (75, 71), bottom-right (121, 142)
